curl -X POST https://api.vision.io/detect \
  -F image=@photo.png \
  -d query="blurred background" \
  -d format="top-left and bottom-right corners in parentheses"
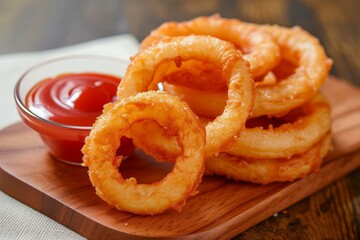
top-left (0, 0), bottom-right (359, 85)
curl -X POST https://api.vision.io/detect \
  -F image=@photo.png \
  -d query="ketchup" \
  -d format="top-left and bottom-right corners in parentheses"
top-left (25, 73), bottom-right (134, 164)
top-left (26, 73), bottom-right (119, 126)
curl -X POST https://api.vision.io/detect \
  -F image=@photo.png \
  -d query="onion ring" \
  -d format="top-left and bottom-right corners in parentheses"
top-left (140, 15), bottom-right (280, 81)
top-left (82, 91), bottom-right (206, 215)
top-left (205, 131), bottom-right (332, 184)
top-left (118, 35), bottom-right (255, 157)
top-left (227, 93), bottom-right (332, 158)
top-left (253, 25), bottom-right (333, 117)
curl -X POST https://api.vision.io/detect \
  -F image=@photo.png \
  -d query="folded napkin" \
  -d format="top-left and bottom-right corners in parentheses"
top-left (0, 34), bottom-right (139, 240)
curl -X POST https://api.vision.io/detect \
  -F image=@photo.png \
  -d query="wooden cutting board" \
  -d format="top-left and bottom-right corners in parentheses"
top-left (1, 77), bottom-right (360, 240)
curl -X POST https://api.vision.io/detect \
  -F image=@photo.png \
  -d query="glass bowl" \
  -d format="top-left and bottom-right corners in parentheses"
top-left (14, 55), bottom-right (131, 165)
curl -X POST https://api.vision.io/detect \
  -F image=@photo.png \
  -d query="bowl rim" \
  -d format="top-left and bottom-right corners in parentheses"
top-left (14, 54), bottom-right (130, 131)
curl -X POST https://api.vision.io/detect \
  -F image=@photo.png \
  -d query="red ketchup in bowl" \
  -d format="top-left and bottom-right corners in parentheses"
top-left (24, 73), bottom-right (134, 164)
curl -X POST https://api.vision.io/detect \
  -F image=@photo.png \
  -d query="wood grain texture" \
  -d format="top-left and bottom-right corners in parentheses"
top-left (1, 77), bottom-right (360, 239)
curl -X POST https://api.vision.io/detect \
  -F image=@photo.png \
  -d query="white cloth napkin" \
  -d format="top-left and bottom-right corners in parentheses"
top-left (0, 35), bottom-right (139, 240)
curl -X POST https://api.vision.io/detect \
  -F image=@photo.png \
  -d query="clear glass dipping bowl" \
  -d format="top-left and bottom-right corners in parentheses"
top-left (14, 55), bottom-right (130, 165)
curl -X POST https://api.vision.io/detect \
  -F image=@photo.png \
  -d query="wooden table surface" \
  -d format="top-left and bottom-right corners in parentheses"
top-left (0, 0), bottom-right (359, 239)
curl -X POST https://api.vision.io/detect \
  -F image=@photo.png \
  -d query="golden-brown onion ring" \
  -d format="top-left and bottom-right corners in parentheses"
top-left (82, 91), bottom-right (205, 215)
top-left (118, 35), bottom-right (255, 157)
top-left (205, 131), bottom-right (332, 184)
top-left (252, 25), bottom-right (333, 117)
top-left (227, 93), bottom-right (332, 158)
top-left (140, 15), bottom-right (280, 79)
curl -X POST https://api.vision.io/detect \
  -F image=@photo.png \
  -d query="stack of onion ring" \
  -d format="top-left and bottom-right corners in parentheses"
top-left (205, 132), bottom-right (332, 184)
top-left (149, 16), bottom-right (332, 118)
top-left (127, 93), bottom-right (332, 184)
top-left (82, 15), bottom-right (333, 215)
top-left (205, 93), bottom-right (332, 184)
top-left (137, 15), bottom-right (333, 184)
